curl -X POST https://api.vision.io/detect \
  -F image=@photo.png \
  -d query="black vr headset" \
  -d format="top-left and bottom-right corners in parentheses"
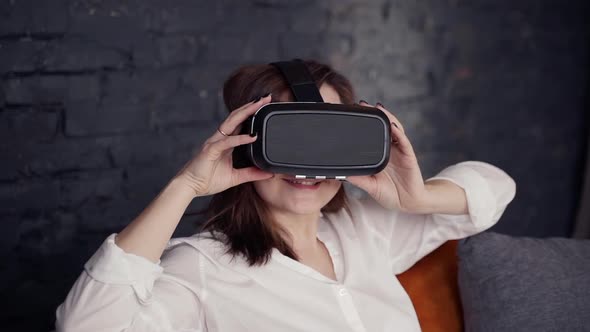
top-left (232, 59), bottom-right (391, 180)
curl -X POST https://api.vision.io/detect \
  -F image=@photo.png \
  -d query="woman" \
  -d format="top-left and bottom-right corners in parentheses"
top-left (56, 60), bottom-right (516, 331)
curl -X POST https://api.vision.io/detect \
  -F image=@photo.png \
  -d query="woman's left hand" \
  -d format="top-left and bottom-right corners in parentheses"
top-left (346, 101), bottom-right (430, 213)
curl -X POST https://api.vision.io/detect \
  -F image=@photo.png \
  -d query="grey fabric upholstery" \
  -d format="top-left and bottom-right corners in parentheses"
top-left (458, 232), bottom-right (590, 332)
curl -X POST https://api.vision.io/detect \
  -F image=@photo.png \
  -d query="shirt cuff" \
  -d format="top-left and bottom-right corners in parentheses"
top-left (84, 234), bottom-right (164, 303)
top-left (426, 161), bottom-right (498, 229)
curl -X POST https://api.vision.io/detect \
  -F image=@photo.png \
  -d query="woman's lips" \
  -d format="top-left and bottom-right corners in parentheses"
top-left (282, 178), bottom-right (323, 190)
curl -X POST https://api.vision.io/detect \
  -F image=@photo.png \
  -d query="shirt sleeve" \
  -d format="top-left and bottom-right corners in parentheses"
top-left (55, 234), bottom-right (206, 332)
top-left (352, 161), bottom-right (516, 275)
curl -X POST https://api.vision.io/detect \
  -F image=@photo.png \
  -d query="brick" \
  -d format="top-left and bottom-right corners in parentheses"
top-left (0, 39), bottom-right (45, 73)
top-left (180, 65), bottom-right (231, 94)
top-left (0, 179), bottom-right (60, 210)
top-left (3, 75), bottom-right (100, 104)
top-left (107, 126), bottom-right (211, 168)
top-left (0, 212), bottom-right (19, 253)
top-left (59, 169), bottom-right (123, 208)
top-left (213, 4), bottom-right (289, 36)
top-left (39, 39), bottom-right (128, 71)
top-left (0, 0), bottom-right (31, 35)
top-left (204, 33), bottom-right (279, 64)
top-left (357, 69), bottom-right (430, 101)
top-left (0, 0), bottom-right (68, 35)
top-left (278, 32), bottom-right (353, 60)
top-left (102, 70), bottom-right (182, 105)
top-left (473, 136), bottom-right (582, 179)
top-left (67, 0), bottom-right (149, 50)
top-left (278, 32), bottom-right (323, 60)
top-left (31, 0), bottom-right (68, 34)
top-left (75, 193), bottom-right (138, 230)
top-left (286, 6), bottom-right (330, 33)
top-left (123, 162), bottom-right (182, 209)
top-left (143, 0), bottom-right (220, 33)
top-left (131, 35), bottom-right (160, 68)
top-left (156, 34), bottom-right (201, 66)
top-left (66, 70), bottom-right (219, 135)
top-left (328, 2), bottom-right (384, 32)
top-left (0, 139), bottom-right (110, 181)
top-left (16, 209), bottom-right (78, 256)
top-left (65, 101), bottom-right (152, 136)
top-left (0, 108), bottom-right (59, 142)
top-left (106, 133), bottom-right (175, 167)
top-left (251, 0), bottom-right (317, 8)
top-left (153, 90), bottom-right (216, 127)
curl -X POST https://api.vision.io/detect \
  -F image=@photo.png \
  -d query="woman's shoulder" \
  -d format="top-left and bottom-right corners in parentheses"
top-left (161, 232), bottom-right (263, 283)
top-left (162, 232), bottom-right (228, 267)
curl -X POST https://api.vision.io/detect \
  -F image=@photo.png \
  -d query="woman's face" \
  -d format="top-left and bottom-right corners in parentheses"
top-left (253, 83), bottom-right (343, 218)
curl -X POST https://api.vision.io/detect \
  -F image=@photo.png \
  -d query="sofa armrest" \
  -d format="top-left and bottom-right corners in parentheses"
top-left (397, 240), bottom-right (463, 332)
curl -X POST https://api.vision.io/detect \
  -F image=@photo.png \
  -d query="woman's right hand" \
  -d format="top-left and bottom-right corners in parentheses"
top-left (175, 94), bottom-right (275, 197)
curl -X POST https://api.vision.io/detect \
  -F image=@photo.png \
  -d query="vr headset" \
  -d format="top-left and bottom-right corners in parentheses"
top-left (233, 59), bottom-right (391, 180)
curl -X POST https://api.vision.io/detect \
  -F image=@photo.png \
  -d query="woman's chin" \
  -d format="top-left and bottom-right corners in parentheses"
top-left (277, 204), bottom-right (323, 216)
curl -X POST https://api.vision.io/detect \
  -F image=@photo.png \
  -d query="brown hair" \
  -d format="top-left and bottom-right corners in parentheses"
top-left (199, 60), bottom-right (355, 266)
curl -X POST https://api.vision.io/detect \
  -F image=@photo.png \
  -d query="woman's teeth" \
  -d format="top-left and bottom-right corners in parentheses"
top-left (284, 179), bottom-right (322, 186)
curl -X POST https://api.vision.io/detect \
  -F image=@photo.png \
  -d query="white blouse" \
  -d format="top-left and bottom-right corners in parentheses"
top-left (56, 161), bottom-right (516, 332)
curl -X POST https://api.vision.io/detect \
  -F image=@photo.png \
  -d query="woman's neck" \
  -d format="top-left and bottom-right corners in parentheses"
top-left (271, 210), bottom-right (322, 251)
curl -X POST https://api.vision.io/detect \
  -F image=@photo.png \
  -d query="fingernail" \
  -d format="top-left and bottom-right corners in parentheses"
top-left (249, 132), bottom-right (257, 137)
top-left (252, 96), bottom-right (262, 103)
top-left (376, 102), bottom-right (384, 108)
top-left (359, 99), bottom-right (368, 104)
top-left (263, 92), bottom-right (272, 98)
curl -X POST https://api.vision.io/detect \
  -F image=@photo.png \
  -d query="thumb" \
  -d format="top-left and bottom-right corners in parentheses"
top-left (233, 167), bottom-right (275, 185)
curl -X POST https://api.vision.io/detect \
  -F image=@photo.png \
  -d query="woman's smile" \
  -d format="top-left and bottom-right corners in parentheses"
top-left (282, 178), bottom-right (324, 190)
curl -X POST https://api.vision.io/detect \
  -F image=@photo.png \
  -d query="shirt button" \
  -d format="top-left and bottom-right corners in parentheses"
top-left (339, 288), bottom-right (348, 296)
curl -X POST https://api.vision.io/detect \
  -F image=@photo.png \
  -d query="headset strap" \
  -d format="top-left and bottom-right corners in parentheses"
top-left (270, 59), bottom-right (324, 102)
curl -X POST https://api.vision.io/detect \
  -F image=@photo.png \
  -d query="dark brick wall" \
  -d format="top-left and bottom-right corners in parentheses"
top-left (1, 0), bottom-right (588, 330)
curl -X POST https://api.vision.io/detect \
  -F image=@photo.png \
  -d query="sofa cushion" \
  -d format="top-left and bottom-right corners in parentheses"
top-left (397, 240), bottom-right (463, 332)
top-left (458, 231), bottom-right (590, 331)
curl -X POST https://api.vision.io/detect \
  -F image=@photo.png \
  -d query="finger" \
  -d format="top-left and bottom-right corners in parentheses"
top-left (204, 134), bottom-right (257, 160)
top-left (211, 94), bottom-right (272, 141)
top-left (358, 99), bottom-right (373, 107)
top-left (232, 167), bottom-right (274, 186)
top-left (375, 103), bottom-right (404, 133)
top-left (389, 121), bottom-right (415, 156)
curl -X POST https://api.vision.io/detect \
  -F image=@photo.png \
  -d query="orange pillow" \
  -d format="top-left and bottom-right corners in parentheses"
top-left (396, 241), bottom-right (463, 332)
